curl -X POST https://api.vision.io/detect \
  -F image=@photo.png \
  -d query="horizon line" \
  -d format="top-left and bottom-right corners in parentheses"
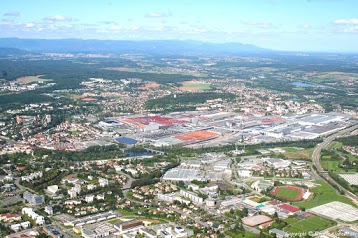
top-left (1, 37), bottom-right (358, 54)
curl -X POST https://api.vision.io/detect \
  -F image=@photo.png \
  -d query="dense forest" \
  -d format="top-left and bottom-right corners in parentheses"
top-left (337, 135), bottom-right (358, 147)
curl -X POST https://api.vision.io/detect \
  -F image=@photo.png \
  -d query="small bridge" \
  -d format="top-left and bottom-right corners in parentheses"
top-left (144, 148), bottom-right (166, 155)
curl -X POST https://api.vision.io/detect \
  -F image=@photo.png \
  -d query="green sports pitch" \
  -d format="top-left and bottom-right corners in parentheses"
top-left (275, 187), bottom-right (301, 199)
top-left (284, 216), bottom-right (335, 233)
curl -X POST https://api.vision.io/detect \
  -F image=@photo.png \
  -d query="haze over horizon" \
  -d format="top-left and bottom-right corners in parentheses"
top-left (1, 0), bottom-right (358, 52)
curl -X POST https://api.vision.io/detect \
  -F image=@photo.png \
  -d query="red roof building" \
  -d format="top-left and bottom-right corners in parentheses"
top-left (0, 213), bottom-right (21, 222)
top-left (278, 204), bottom-right (300, 214)
top-left (267, 201), bottom-right (281, 206)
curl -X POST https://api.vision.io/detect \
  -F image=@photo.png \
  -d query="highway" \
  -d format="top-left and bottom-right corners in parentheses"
top-left (311, 124), bottom-right (358, 203)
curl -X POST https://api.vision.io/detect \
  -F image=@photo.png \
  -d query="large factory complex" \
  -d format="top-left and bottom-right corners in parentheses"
top-left (99, 111), bottom-right (352, 147)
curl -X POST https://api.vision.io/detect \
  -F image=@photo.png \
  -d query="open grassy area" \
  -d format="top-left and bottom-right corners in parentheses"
top-left (275, 188), bottom-right (300, 199)
top-left (179, 81), bottom-right (212, 91)
top-left (321, 160), bottom-right (344, 172)
top-left (284, 216), bottom-right (335, 233)
top-left (71, 130), bottom-right (78, 135)
top-left (117, 208), bottom-right (137, 216)
top-left (281, 147), bottom-right (314, 160)
top-left (294, 180), bottom-right (356, 209)
top-left (138, 83), bottom-right (162, 91)
top-left (283, 147), bottom-right (300, 152)
top-left (107, 218), bottom-right (123, 224)
top-left (320, 148), bottom-right (357, 173)
top-left (16, 75), bottom-right (49, 84)
top-left (327, 141), bottom-right (343, 150)
top-left (310, 72), bottom-right (358, 83)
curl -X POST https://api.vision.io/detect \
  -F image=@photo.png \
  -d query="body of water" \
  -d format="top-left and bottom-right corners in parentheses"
top-left (126, 151), bottom-right (153, 157)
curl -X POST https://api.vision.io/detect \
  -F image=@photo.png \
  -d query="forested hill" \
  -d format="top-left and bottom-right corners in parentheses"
top-left (0, 47), bottom-right (30, 57)
top-left (0, 38), bottom-right (268, 54)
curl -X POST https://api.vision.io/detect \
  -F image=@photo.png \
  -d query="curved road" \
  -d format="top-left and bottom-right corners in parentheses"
top-left (312, 124), bottom-right (358, 203)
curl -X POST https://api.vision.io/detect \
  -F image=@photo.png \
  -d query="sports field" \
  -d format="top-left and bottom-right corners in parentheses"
top-left (276, 188), bottom-right (300, 199)
top-left (271, 186), bottom-right (304, 201)
top-left (284, 216), bottom-right (335, 233)
top-left (175, 130), bottom-right (219, 141)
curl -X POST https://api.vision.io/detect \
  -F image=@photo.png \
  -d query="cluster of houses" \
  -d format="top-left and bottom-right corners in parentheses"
top-left (1, 208), bottom-right (45, 233)
top-left (238, 157), bottom-right (309, 179)
top-left (21, 171), bottom-right (43, 183)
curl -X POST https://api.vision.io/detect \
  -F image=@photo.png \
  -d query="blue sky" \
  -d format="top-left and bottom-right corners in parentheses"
top-left (1, 0), bottom-right (358, 52)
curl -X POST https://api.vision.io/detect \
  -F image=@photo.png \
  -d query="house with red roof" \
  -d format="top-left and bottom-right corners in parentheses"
top-left (0, 213), bottom-right (21, 222)
top-left (266, 201), bottom-right (281, 206)
top-left (278, 204), bottom-right (300, 215)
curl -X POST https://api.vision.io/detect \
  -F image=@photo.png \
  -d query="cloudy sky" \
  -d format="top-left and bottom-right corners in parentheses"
top-left (1, 0), bottom-right (358, 52)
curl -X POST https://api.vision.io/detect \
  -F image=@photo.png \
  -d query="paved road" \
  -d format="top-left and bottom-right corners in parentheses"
top-left (14, 177), bottom-right (37, 194)
top-left (311, 124), bottom-right (358, 203)
top-left (231, 162), bottom-right (261, 196)
top-left (51, 220), bottom-right (73, 238)
top-left (118, 171), bottom-right (135, 191)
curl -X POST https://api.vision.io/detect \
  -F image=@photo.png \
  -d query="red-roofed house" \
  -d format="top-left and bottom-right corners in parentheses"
top-left (278, 204), bottom-right (300, 215)
top-left (267, 201), bottom-right (281, 206)
top-left (259, 221), bottom-right (273, 229)
top-left (0, 213), bottom-right (21, 222)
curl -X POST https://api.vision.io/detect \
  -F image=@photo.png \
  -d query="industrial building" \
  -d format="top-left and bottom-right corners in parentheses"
top-left (23, 191), bottom-right (44, 205)
top-left (180, 190), bottom-right (204, 204)
top-left (163, 168), bottom-right (202, 181)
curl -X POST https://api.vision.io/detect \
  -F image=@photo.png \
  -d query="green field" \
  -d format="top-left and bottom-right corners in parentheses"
top-left (282, 147), bottom-right (314, 160)
top-left (320, 147), bottom-right (357, 173)
top-left (321, 160), bottom-right (344, 172)
top-left (180, 83), bottom-right (212, 91)
top-left (284, 216), bottom-right (335, 233)
top-left (327, 141), bottom-right (343, 150)
top-left (294, 180), bottom-right (356, 209)
top-left (16, 75), bottom-right (50, 84)
top-left (275, 187), bottom-right (301, 199)
top-left (117, 208), bottom-right (137, 216)
top-left (71, 130), bottom-right (78, 135)
top-left (107, 218), bottom-right (123, 224)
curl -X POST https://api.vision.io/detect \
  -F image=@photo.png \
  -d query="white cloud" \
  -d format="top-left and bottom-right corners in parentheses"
top-left (24, 23), bottom-right (35, 28)
top-left (109, 25), bottom-right (122, 31)
top-left (333, 18), bottom-right (358, 25)
top-left (303, 24), bottom-right (311, 29)
top-left (145, 12), bottom-right (162, 18)
top-left (145, 12), bottom-right (172, 18)
top-left (241, 20), bottom-right (275, 29)
top-left (43, 15), bottom-right (73, 22)
top-left (99, 20), bottom-right (118, 25)
top-left (343, 26), bottom-right (358, 33)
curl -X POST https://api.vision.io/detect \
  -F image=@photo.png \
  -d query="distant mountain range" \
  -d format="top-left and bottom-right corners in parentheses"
top-left (0, 38), bottom-right (268, 54)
